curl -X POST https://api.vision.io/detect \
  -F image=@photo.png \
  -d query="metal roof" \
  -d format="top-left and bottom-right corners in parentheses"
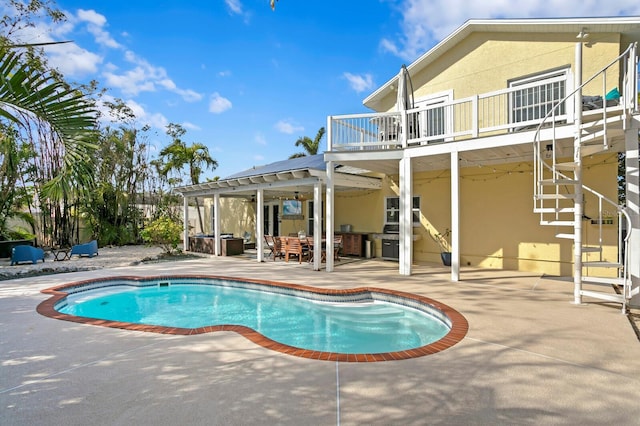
top-left (173, 154), bottom-right (382, 198)
top-left (224, 154), bottom-right (326, 180)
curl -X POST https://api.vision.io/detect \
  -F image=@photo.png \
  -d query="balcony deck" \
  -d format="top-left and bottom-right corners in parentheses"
top-left (327, 73), bottom-right (628, 162)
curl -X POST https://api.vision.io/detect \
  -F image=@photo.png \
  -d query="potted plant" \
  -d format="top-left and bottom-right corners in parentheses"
top-left (430, 228), bottom-right (451, 266)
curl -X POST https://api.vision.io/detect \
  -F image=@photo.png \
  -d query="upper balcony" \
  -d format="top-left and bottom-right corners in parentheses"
top-left (327, 62), bottom-right (635, 155)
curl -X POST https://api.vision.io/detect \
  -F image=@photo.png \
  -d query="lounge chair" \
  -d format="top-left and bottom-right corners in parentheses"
top-left (11, 245), bottom-right (45, 266)
top-left (70, 240), bottom-right (99, 258)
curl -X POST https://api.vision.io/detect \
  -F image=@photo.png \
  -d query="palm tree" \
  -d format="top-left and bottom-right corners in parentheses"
top-left (0, 46), bottom-right (97, 195)
top-left (289, 127), bottom-right (325, 159)
top-left (158, 124), bottom-right (218, 233)
top-left (0, 45), bottom-right (97, 243)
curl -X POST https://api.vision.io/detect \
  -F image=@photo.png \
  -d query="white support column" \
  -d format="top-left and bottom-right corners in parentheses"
top-left (399, 156), bottom-right (412, 276)
top-left (256, 189), bottom-right (264, 263)
top-left (451, 151), bottom-right (460, 281)
top-left (326, 161), bottom-right (335, 272)
top-left (182, 196), bottom-right (189, 252)
top-left (626, 117), bottom-right (640, 308)
top-left (213, 193), bottom-right (221, 256)
top-left (313, 181), bottom-right (323, 271)
top-left (573, 37), bottom-right (585, 305)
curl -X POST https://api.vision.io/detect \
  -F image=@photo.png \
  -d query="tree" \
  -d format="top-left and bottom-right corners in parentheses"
top-left (158, 124), bottom-right (218, 233)
top-left (289, 127), bottom-right (325, 159)
top-left (0, 2), bottom-right (98, 244)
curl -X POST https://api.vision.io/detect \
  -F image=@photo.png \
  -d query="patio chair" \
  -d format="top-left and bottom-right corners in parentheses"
top-left (333, 235), bottom-right (343, 261)
top-left (10, 245), bottom-right (45, 266)
top-left (70, 240), bottom-right (99, 258)
top-left (264, 235), bottom-right (284, 260)
top-left (306, 236), bottom-right (326, 263)
top-left (284, 237), bottom-right (306, 263)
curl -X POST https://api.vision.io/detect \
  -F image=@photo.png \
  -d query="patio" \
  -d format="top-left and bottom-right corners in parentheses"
top-left (1, 254), bottom-right (639, 425)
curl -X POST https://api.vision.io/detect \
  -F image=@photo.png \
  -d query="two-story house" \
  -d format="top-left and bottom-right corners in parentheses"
top-left (175, 17), bottom-right (640, 311)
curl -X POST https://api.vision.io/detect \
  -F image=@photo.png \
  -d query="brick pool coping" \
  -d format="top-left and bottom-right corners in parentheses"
top-left (37, 275), bottom-right (468, 362)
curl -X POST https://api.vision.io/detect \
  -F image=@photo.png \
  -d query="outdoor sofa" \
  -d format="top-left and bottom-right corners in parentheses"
top-left (10, 245), bottom-right (45, 266)
top-left (70, 240), bottom-right (99, 258)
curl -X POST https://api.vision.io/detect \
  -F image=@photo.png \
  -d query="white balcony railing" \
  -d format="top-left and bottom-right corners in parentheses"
top-left (328, 74), bottom-right (580, 152)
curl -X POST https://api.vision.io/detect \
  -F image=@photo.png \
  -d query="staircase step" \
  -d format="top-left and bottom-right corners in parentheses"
top-left (534, 207), bottom-right (576, 214)
top-left (537, 193), bottom-right (577, 200)
top-left (583, 261), bottom-right (623, 268)
top-left (539, 178), bottom-right (579, 185)
top-left (581, 143), bottom-right (609, 157)
top-left (583, 276), bottom-right (626, 286)
top-left (540, 220), bottom-right (575, 226)
top-left (555, 233), bottom-right (575, 240)
top-left (581, 246), bottom-right (602, 253)
top-left (580, 129), bottom-right (608, 144)
top-left (580, 289), bottom-right (626, 304)
top-left (554, 162), bottom-right (578, 171)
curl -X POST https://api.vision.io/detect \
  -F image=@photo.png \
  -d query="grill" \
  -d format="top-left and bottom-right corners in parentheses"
top-left (381, 224), bottom-right (399, 260)
top-left (382, 224), bottom-right (399, 234)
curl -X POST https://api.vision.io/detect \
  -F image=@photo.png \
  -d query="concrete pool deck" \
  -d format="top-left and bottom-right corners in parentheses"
top-left (1, 253), bottom-right (639, 425)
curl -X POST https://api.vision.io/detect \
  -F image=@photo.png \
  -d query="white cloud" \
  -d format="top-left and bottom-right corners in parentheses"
top-left (47, 43), bottom-right (103, 76)
top-left (225, 0), bottom-right (243, 15)
top-left (253, 154), bottom-right (265, 162)
top-left (77, 9), bottom-right (121, 49)
top-left (254, 132), bottom-right (267, 145)
top-left (275, 120), bottom-right (304, 134)
top-left (102, 50), bottom-right (203, 101)
top-left (182, 122), bottom-right (202, 131)
top-left (343, 72), bottom-right (374, 93)
top-left (385, 0), bottom-right (640, 61)
top-left (225, 0), bottom-right (252, 23)
top-left (96, 95), bottom-right (168, 131)
top-left (209, 93), bottom-right (233, 113)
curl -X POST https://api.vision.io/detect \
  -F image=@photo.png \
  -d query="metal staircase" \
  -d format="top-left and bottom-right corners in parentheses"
top-left (533, 42), bottom-right (638, 313)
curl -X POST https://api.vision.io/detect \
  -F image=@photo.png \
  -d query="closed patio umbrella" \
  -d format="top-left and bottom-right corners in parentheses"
top-left (396, 64), bottom-right (416, 141)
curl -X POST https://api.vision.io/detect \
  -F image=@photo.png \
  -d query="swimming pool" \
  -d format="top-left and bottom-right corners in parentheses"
top-left (38, 275), bottom-right (468, 362)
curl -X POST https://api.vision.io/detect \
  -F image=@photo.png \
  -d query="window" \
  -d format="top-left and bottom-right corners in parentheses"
top-left (509, 68), bottom-right (568, 124)
top-left (385, 196), bottom-right (420, 225)
top-left (306, 200), bottom-right (324, 236)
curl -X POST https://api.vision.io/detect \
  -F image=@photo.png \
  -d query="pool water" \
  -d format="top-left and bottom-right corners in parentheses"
top-left (59, 283), bottom-right (450, 354)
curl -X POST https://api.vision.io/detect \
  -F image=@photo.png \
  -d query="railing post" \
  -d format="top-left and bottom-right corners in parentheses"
top-left (400, 110), bottom-right (408, 148)
top-left (326, 115), bottom-right (333, 152)
top-left (472, 95), bottom-right (479, 138)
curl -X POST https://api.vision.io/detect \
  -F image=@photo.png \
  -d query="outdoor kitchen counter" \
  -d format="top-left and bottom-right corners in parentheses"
top-left (370, 234), bottom-right (421, 240)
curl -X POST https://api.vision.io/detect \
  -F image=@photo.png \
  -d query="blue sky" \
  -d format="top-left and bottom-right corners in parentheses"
top-left (5, 0), bottom-right (640, 180)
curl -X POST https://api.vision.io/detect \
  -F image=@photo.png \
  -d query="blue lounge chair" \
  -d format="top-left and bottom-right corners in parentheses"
top-left (11, 245), bottom-right (45, 266)
top-left (70, 240), bottom-right (99, 258)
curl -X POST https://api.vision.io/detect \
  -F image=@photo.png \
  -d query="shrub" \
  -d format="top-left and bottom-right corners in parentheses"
top-left (140, 216), bottom-right (182, 255)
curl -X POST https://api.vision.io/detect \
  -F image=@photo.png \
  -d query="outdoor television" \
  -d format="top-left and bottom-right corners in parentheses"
top-left (282, 199), bottom-right (302, 217)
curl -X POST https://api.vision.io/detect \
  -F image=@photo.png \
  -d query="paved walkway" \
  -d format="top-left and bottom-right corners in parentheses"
top-left (1, 252), bottom-right (639, 425)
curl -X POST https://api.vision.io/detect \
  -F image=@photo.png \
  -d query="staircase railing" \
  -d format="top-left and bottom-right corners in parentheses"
top-left (533, 42), bottom-right (637, 311)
